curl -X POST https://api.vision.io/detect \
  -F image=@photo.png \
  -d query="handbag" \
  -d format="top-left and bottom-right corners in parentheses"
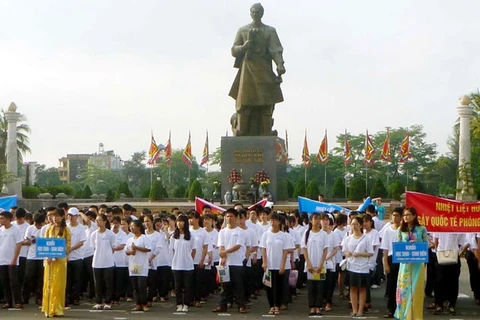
top-left (436, 249), bottom-right (459, 265)
top-left (288, 270), bottom-right (298, 288)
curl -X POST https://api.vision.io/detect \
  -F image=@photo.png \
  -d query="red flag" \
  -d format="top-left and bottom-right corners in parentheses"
top-left (164, 131), bottom-right (172, 166)
top-left (302, 130), bottom-right (311, 167)
top-left (316, 129), bottom-right (329, 164)
top-left (364, 130), bottom-right (376, 166)
top-left (147, 134), bottom-right (159, 165)
top-left (344, 129), bottom-right (352, 165)
top-left (195, 197), bottom-right (226, 215)
top-left (248, 198), bottom-right (268, 210)
top-left (182, 132), bottom-right (193, 168)
top-left (380, 130), bottom-right (390, 162)
top-left (200, 131), bottom-right (209, 166)
top-left (399, 131), bottom-right (411, 163)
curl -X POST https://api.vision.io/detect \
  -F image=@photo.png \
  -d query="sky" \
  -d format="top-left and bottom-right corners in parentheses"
top-left (0, 0), bottom-right (479, 169)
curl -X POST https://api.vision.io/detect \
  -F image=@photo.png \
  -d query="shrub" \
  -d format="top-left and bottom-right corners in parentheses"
top-left (293, 180), bottom-right (305, 198)
top-left (332, 177), bottom-right (345, 198)
top-left (370, 179), bottom-right (388, 198)
top-left (115, 181), bottom-right (133, 199)
top-left (349, 177), bottom-right (366, 201)
top-left (305, 180), bottom-right (320, 200)
top-left (188, 180), bottom-right (203, 201)
top-left (150, 180), bottom-right (163, 201)
top-left (81, 185), bottom-right (93, 199)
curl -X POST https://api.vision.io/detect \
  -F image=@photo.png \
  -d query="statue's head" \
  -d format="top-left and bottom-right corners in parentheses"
top-left (250, 3), bottom-right (264, 22)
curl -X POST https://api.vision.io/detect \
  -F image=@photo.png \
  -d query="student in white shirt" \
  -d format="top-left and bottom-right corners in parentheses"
top-left (282, 216), bottom-right (298, 309)
top-left (143, 214), bottom-right (162, 307)
top-left (0, 210), bottom-right (23, 309)
top-left (120, 215), bottom-right (135, 301)
top-left (188, 210), bottom-right (208, 307)
top-left (238, 210), bottom-right (257, 305)
top-left (462, 233), bottom-right (480, 305)
top-left (333, 212), bottom-right (348, 299)
top-left (289, 210), bottom-right (306, 290)
top-left (90, 214), bottom-right (116, 310)
top-left (22, 212), bottom-right (45, 305)
top-left (156, 215), bottom-right (175, 302)
top-left (321, 213), bottom-right (341, 312)
top-left (302, 212), bottom-right (329, 316)
top-left (247, 207), bottom-right (264, 296)
top-left (12, 208), bottom-right (29, 288)
top-left (66, 208), bottom-right (86, 305)
top-left (79, 210), bottom-right (97, 300)
top-left (126, 220), bottom-right (151, 312)
top-left (170, 214), bottom-right (196, 313)
top-left (213, 208), bottom-right (247, 314)
top-left (362, 214), bottom-right (381, 311)
top-left (342, 216), bottom-right (374, 318)
top-left (203, 214), bottom-right (219, 297)
top-left (259, 213), bottom-right (294, 315)
top-left (111, 216), bottom-right (128, 304)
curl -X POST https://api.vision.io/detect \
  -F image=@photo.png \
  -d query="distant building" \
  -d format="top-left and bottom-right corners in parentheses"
top-left (58, 143), bottom-right (123, 183)
top-left (21, 161), bottom-right (38, 186)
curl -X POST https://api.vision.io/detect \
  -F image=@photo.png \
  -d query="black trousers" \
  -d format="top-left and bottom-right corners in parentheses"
top-left (265, 270), bottom-right (283, 308)
top-left (386, 256), bottom-right (399, 314)
top-left (67, 259), bottom-right (83, 303)
top-left (157, 266), bottom-right (173, 298)
top-left (295, 255), bottom-right (306, 288)
top-left (466, 250), bottom-right (480, 300)
top-left (131, 276), bottom-right (148, 306)
top-left (324, 269), bottom-right (336, 304)
top-left (113, 266), bottom-right (128, 301)
top-left (244, 265), bottom-right (254, 300)
top-left (82, 255), bottom-right (95, 299)
top-left (0, 265), bottom-right (22, 306)
top-left (366, 269), bottom-right (374, 304)
top-left (372, 249), bottom-right (383, 285)
top-left (219, 266), bottom-right (245, 308)
top-left (22, 259), bottom-right (44, 303)
top-left (93, 267), bottom-right (114, 304)
top-left (147, 269), bottom-right (157, 302)
top-left (435, 258), bottom-right (461, 308)
top-left (252, 258), bottom-right (264, 291)
top-left (307, 279), bottom-right (325, 308)
top-left (281, 269), bottom-right (290, 305)
top-left (425, 249), bottom-right (436, 296)
top-left (173, 270), bottom-right (193, 306)
top-left (18, 257), bottom-right (27, 288)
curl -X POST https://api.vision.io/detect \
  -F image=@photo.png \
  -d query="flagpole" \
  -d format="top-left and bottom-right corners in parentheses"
top-left (304, 164), bottom-right (307, 195)
top-left (324, 163), bottom-right (327, 195)
top-left (150, 165), bottom-right (153, 188)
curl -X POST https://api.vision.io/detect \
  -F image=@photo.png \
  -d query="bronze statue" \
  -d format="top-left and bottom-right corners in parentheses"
top-left (229, 3), bottom-right (285, 136)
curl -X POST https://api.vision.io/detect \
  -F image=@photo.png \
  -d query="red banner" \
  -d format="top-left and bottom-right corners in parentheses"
top-left (405, 191), bottom-right (480, 232)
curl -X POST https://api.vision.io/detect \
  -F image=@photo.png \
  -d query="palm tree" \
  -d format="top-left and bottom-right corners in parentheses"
top-left (0, 108), bottom-right (31, 167)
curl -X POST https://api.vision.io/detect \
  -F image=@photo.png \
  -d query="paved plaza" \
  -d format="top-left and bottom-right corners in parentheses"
top-left (1, 263), bottom-right (479, 320)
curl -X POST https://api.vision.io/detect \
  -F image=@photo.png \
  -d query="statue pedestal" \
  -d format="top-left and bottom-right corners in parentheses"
top-left (221, 136), bottom-right (287, 202)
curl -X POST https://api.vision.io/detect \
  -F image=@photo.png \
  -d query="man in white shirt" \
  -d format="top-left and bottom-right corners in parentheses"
top-left (213, 208), bottom-right (247, 313)
top-left (238, 209), bottom-right (257, 303)
top-left (66, 208), bottom-right (86, 305)
top-left (0, 211), bottom-right (24, 308)
top-left (246, 206), bottom-right (264, 296)
top-left (12, 208), bottom-right (29, 288)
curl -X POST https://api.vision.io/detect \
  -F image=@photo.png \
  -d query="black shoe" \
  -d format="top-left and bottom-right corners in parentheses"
top-left (383, 312), bottom-right (394, 318)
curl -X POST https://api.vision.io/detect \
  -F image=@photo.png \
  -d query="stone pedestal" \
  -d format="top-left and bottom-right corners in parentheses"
top-left (5, 102), bottom-right (22, 199)
top-left (221, 136), bottom-right (287, 202)
top-left (456, 96), bottom-right (475, 201)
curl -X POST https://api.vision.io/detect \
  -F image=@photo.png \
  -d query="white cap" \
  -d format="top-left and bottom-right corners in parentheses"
top-left (67, 207), bottom-right (80, 215)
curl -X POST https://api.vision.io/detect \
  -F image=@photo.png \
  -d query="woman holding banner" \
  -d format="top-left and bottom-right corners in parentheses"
top-left (394, 207), bottom-right (428, 320)
top-left (42, 208), bottom-right (71, 318)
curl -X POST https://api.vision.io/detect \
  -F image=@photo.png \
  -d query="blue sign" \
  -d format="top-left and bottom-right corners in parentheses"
top-left (392, 242), bottom-right (429, 263)
top-left (36, 238), bottom-right (66, 258)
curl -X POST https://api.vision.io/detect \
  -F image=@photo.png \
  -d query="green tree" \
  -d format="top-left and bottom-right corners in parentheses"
top-left (115, 181), bottom-right (133, 199)
top-left (173, 185), bottom-right (187, 198)
top-left (35, 165), bottom-right (61, 187)
top-left (188, 180), bottom-right (203, 201)
top-left (305, 180), bottom-right (320, 200)
top-left (150, 180), bottom-right (164, 201)
top-left (0, 109), bottom-right (31, 168)
top-left (410, 179), bottom-right (425, 193)
top-left (22, 186), bottom-right (42, 199)
top-left (293, 180), bottom-right (305, 198)
top-left (106, 189), bottom-right (115, 202)
top-left (81, 184), bottom-right (93, 199)
top-left (349, 177), bottom-right (366, 201)
top-left (159, 150), bottom-right (204, 196)
top-left (286, 179), bottom-right (294, 198)
top-left (389, 180), bottom-right (404, 200)
top-left (370, 178), bottom-right (387, 198)
top-left (332, 177), bottom-right (345, 198)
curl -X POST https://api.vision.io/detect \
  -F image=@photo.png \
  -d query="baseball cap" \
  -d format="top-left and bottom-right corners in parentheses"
top-left (67, 207), bottom-right (80, 215)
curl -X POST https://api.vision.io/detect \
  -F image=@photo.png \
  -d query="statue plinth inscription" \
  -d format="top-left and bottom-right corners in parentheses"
top-left (233, 149), bottom-right (264, 163)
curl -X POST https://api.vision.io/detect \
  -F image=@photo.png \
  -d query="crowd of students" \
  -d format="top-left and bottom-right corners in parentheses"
top-left (0, 202), bottom-right (478, 319)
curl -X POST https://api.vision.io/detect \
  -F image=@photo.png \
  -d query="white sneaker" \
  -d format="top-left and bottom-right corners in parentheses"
top-left (103, 304), bottom-right (111, 310)
top-left (182, 305), bottom-right (189, 312)
top-left (176, 305), bottom-right (183, 312)
top-left (92, 304), bottom-right (103, 310)
top-left (371, 284), bottom-right (380, 289)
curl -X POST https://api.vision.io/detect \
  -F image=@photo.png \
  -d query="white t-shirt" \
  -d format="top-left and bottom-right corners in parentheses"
top-left (372, 216), bottom-right (385, 232)
top-left (434, 233), bottom-right (465, 251)
top-left (301, 229), bottom-right (330, 276)
top-left (324, 230), bottom-right (341, 271)
top-left (464, 233), bottom-right (479, 250)
top-left (25, 225), bottom-right (43, 260)
top-left (40, 223), bottom-right (53, 238)
top-left (243, 227), bottom-right (257, 267)
top-left (289, 228), bottom-right (301, 260)
top-left (218, 227), bottom-right (247, 266)
top-left (364, 228), bottom-right (381, 271)
top-left (83, 221), bottom-right (98, 258)
top-left (126, 234), bottom-right (151, 277)
top-left (380, 225), bottom-right (399, 255)
top-left (12, 221), bottom-right (29, 258)
top-left (379, 222), bottom-right (392, 239)
top-left (67, 224), bottom-right (87, 261)
top-left (190, 227), bottom-right (208, 265)
top-left (170, 234), bottom-right (196, 271)
top-left (0, 225), bottom-right (23, 265)
top-left (333, 227), bottom-right (347, 263)
top-left (205, 228), bottom-right (219, 264)
top-left (341, 234), bottom-right (374, 274)
top-left (284, 231), bottom-right (296, 270)
top-left (113, 229), bottom-right (128, 267)
top-left (124, 232), bottom-right (134, 266)
top-left (260, 230), bottom-right (294, 270)
top-left (145, 230), bottom-right (162, 269)
top-left (155, 232), bottom-right (173, 267)
top-left (90, 229), bottom-right (116, 268)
